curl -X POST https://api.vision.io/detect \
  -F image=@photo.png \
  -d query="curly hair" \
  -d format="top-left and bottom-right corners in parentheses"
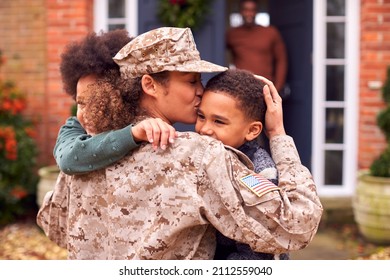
top-left (60, 29), bottom-right (133, 100)
top-left (79, 70), bottom-right (171, 134)
top-left (83, 70), bottom-right (142, 134)
top-left (204, 69), bottom-right (266, 122)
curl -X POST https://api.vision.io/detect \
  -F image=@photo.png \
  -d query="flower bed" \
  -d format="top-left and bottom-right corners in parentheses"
top-left (0, 50), bottom-right (39, 225)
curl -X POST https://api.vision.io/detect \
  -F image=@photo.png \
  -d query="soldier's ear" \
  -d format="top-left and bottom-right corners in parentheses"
top-left (245, 121), bottom-right (263, 142)
top-left (141, 75), bottom-right (158, 98)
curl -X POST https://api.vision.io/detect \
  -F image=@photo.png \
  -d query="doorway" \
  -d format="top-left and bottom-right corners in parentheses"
top-left (225, 0), bottom-right (314, 169)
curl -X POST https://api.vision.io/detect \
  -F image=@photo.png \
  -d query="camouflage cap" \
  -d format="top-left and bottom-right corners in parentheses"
top-left (113, 27), bottom-right (228, 79)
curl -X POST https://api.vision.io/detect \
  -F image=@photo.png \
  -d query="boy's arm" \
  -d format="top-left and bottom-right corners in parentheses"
top-left (54, 117), bottom-right (138, 175)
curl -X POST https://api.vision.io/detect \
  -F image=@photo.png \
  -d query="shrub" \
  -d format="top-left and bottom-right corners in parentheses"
top-left (370, 66), bottom-right (390, 177)
top-left (0, 50), bottom-right (39, 225)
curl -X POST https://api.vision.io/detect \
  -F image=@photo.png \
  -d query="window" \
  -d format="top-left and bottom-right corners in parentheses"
top-left (94, 0), bottom-right (138, 36)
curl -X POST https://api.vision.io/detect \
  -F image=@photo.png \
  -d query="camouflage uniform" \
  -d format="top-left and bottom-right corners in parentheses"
top-left (37, 132), bottom-right (323, 260)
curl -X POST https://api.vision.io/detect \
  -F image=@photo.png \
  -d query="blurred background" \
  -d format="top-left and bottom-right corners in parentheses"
top-left (1, 0), bottom-right (390, 260)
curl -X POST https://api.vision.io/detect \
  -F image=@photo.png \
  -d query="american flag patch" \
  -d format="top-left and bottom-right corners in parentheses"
top-left (239, 174), bottom-right (280, 198)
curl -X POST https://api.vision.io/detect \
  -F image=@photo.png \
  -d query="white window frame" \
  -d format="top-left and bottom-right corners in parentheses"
top-left (312, 0), bottom-right (360, 197)
top-left (93, 0), bottom-right (138, 36)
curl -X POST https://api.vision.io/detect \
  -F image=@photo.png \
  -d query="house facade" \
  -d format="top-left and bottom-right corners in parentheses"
top-left (0, 0), bottom-right (389, 198)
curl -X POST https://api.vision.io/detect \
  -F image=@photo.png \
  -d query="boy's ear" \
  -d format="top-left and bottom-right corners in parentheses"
top-left (141, 75), bottom-right (158, 97)
top-left (245, 121), bottom-right (263, 141)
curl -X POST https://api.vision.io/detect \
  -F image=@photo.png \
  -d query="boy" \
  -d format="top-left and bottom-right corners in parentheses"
top-left (197, 69), bottom-right (289, 260)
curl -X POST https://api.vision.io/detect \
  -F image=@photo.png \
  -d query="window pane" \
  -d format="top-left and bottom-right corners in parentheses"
top-left (109, 0), bottom-right (125, 18)
top-left (327, 0), bottom-right (345, 16)
top-left (326, 22), bottom-right (345, 58)
top-left (108, 24), bottom-right (126, 31)
top-left (325, 150), bottom-right (343, 185)
top-left (326, 65), bottom-right (344, 101)
top-left (326, 108), bottom-right (344, 143)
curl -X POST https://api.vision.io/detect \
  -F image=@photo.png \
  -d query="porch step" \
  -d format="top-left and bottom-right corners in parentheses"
top-left (319, 197), bottom-right (355, 227)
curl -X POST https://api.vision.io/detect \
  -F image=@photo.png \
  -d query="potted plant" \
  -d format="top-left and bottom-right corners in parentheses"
top-left (353, 65), bottom-right (390, 244)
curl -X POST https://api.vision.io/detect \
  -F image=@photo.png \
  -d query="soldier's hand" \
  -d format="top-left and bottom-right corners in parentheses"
top-left (254, 75), bottom-right (286, 139)
top-left (131, 118), bottom-right (178, 150)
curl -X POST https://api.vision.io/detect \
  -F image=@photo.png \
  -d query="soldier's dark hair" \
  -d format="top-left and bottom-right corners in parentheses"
top-left (204, 69), bottom-right (266, 122)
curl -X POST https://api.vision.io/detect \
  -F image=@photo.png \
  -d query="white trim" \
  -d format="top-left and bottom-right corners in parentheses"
top-left (312, 0), bottom-right (360, 197)
top-left (312, 0), bottom-right (326, 191)
top-left (93, 0), bottom-right (138, 35)
top-left (126, 0), bottom-right (138, 36)
top-left (342, 0), bottom-right (360, 197)
top-left (94, 0), bottom-right (108, 32)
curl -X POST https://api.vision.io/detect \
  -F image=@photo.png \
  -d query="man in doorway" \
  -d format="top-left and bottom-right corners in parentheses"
top-left (226, 0), bottom-right (288, 92)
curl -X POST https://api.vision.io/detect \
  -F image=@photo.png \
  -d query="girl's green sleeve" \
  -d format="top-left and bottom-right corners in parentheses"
top-left (54, 117), bottom-right (139, 175)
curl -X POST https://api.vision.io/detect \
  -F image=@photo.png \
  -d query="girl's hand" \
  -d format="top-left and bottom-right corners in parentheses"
top-left (131, 118), bottom-right (178, 150)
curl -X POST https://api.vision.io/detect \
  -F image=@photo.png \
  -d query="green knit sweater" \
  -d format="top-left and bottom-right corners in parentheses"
top-left (54, 117), bottom-right (139, 174)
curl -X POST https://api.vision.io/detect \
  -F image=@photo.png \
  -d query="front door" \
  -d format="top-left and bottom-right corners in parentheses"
top-left (269, 0), bottom-right (314, 169)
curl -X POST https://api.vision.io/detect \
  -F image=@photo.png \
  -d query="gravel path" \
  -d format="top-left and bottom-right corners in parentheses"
top-left (0, 220), bottom-right (67, 260)
top-left (1, 218), bottom-right (389, 260)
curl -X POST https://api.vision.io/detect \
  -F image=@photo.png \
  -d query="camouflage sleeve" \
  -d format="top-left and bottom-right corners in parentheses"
top-left (199, 136), bottom-right (323, 254)
top-left (36, 171), bottom-right (70, 248)
top-left (54, 117), bottom-right (139, 175)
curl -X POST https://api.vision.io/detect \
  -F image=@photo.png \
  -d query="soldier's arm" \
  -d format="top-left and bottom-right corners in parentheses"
top-left (200, 136), bottom-right (323, 254)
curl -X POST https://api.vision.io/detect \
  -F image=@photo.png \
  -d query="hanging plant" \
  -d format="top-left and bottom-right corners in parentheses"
top-left (157, 0), bottom-right (212, 30)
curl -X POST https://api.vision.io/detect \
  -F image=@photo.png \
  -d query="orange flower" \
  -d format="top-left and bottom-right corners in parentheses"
top-left (0, 126), bottom-right (18, 160)
top-left (1, 98), bottom-right (12, 111)
top-left (24, 126), bottom-right (37, 139)
top-left (12, 98), bottom-right (26, 114)
top-left (10, 186), bottom-right (28, 200)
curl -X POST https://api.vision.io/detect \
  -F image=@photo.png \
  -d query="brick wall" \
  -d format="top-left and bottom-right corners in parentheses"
top-left (0, 0), bottom-right (47, 164)
top-left (0, 0), bottom-right (93, 167)
top-left (359, 0), bottom-right (390, 169)
top-left (45, 0), bottom-right (93, 166)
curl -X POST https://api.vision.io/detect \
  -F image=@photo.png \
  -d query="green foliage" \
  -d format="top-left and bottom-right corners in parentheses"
top-left (382, 67), bottom-right (390, 104)
top-left (71, 103), bottom-right (77, 116)
top-left (157, 0), bottom-right (212, 30)
top-left (377, 107), bottom-right (390, 141)
top-left (0, 50), bottom-right (39, 225)
top-left (371, 66), bottom-right (390, 177)
top-left (370, 147), bottom-right (390, 177)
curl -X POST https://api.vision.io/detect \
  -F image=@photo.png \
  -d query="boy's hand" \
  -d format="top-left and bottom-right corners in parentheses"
top-left (254, 75), bottom-right (286, 139)
top-left (131, 118), bottom-right (178, 150)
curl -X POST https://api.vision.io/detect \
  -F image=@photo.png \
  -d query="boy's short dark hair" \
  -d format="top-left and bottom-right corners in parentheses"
top-left (204, 69), bottom-right (266, 122)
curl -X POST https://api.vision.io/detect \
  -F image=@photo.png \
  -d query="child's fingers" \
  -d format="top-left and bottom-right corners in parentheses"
top-left (133, 118), bottom-right (177, 150)
top-left (149, 118), bottom-right (177, 150)
top-left (155, 119), bottom-right (169, 150)
top-left (141, 120), bottom-right (159, 150)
